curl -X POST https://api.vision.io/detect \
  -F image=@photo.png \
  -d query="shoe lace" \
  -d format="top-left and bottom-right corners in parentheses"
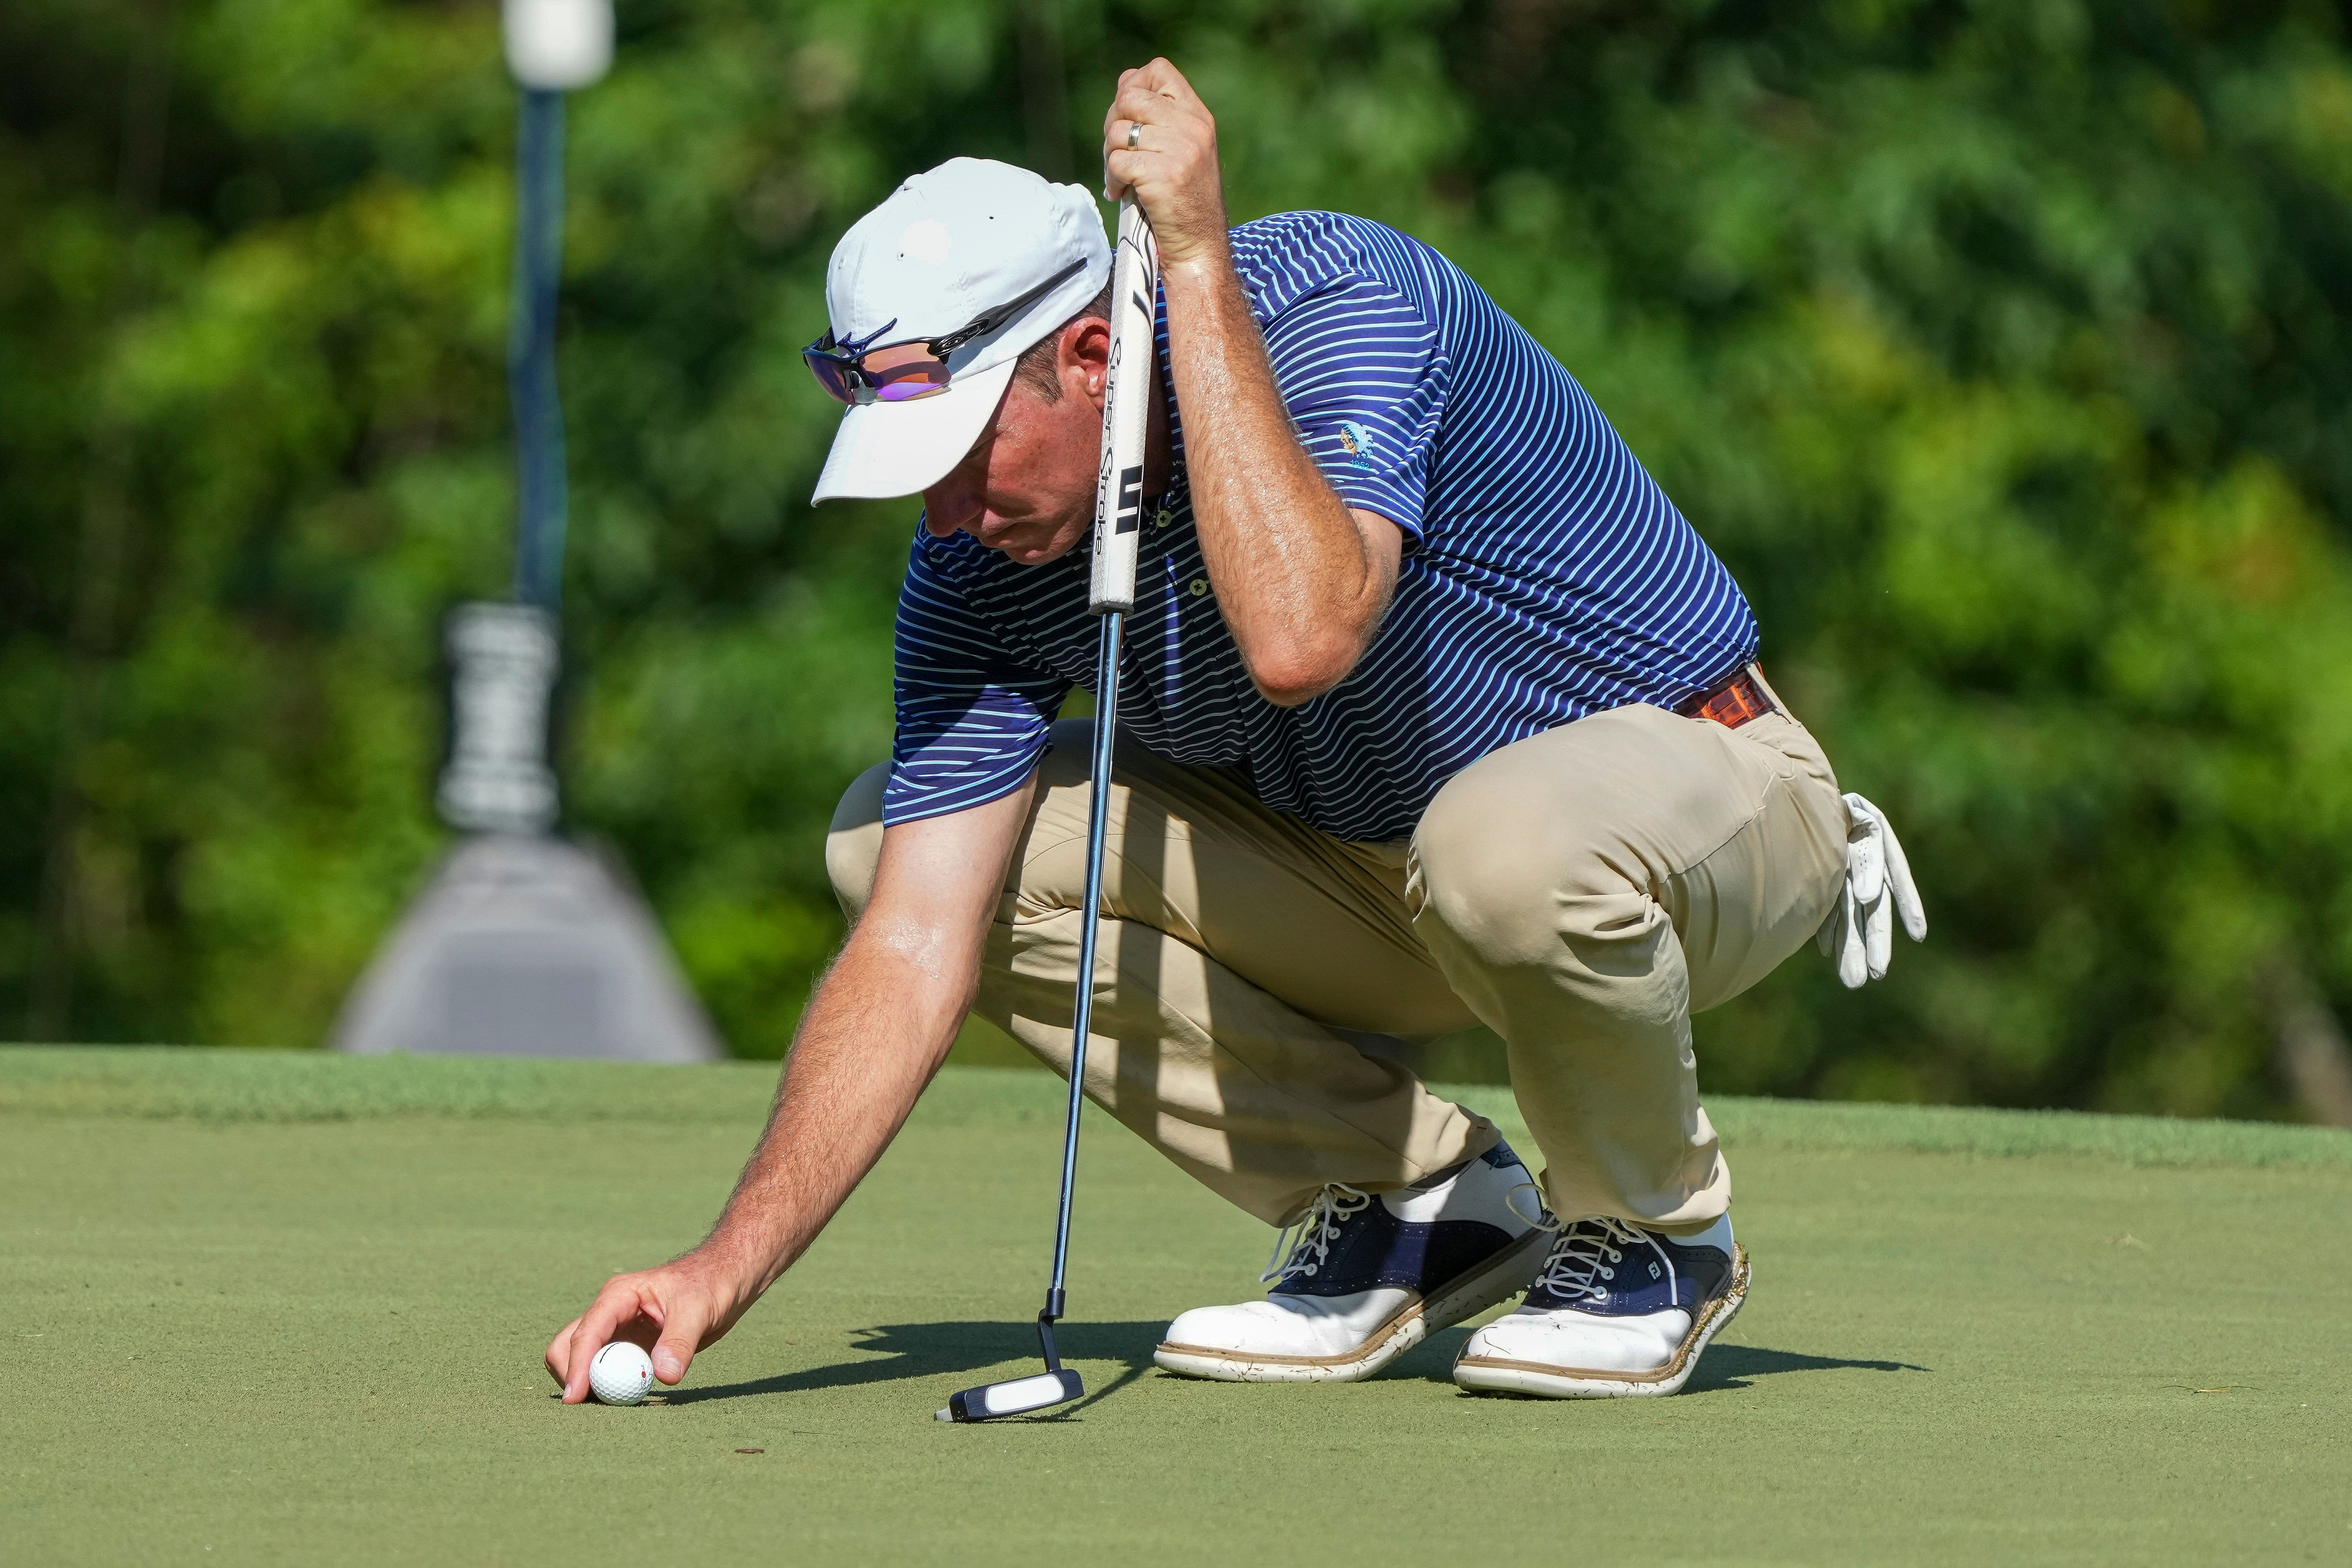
top-left (1532, 1217), bottom-right (1677, 1307)
top-left (1504, 1175), bottom-right (1552, 1231)
top-left (1259, 1184), bottom-right (1372, 1285)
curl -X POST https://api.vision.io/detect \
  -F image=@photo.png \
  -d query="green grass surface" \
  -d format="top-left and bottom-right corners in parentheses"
top-left (6, 1048), bottom-right (2349, 1564)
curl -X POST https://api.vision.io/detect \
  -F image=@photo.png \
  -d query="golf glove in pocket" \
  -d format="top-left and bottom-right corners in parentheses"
top-left (1817, 792), bottom-right (1926, 988)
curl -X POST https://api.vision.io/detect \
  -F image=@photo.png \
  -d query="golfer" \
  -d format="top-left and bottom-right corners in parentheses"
top-left (548, 59), bottom-right (1918, 1404)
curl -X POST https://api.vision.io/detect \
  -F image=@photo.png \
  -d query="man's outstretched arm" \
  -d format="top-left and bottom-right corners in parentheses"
top-left (544, 777), bottom-right (1037, 1402)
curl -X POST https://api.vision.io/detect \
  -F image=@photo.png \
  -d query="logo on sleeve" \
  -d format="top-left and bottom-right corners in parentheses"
top-left (1337, 421), bottom-right (1375, 472)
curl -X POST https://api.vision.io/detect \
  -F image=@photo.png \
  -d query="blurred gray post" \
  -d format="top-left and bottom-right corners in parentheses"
top-left (333, 0), bottom-right (720, 1062)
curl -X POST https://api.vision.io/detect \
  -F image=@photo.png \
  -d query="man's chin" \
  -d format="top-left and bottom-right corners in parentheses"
top-left (984, 529), bottom-right (1084, 566)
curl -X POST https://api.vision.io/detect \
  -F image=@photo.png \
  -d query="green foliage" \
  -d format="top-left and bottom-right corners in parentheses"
top-left (4, 0), bottom-right (2350, 1117)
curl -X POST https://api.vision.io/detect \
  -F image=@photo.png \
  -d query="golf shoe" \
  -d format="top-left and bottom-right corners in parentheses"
top-left (1452, 1211), bottom-right (1747, 1398)
top-left (1154, 1141), bottom-right (1549, 1383)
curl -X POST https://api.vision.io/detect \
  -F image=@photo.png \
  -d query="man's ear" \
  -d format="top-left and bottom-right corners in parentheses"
top-left (1062, 316), bottom-right (1112, 410)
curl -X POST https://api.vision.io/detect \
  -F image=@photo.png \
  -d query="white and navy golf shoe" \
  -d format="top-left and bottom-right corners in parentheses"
top-left (1452, 1211), bottom-right (1747, 1398)
top-left (1153, 1141), bottom-right (1550, 1383)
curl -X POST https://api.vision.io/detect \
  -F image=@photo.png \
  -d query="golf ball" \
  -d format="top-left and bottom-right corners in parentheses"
top-left (588, 1341), bottom-right (655, 1406)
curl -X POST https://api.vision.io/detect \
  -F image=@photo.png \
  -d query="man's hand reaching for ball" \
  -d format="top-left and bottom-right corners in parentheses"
top-left (544, 1252), bottom-right (752, 1403)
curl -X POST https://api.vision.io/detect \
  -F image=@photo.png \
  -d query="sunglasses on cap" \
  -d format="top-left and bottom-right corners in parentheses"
top-left (803, 259), bottom-right (1089, 406)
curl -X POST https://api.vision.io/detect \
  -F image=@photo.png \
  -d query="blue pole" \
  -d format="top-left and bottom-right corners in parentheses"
top-left (509, 87), bottom-right (569, 610)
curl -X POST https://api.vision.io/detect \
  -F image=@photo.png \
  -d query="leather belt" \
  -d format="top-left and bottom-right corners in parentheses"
top-left (1678, 663), bottom-right (1775, 730)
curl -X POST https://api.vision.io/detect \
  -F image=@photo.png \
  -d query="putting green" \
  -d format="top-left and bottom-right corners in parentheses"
top-left (4, 1048), bottom-right (2347, 1565)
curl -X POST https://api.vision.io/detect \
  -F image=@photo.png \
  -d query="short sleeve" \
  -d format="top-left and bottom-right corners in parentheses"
top-left (884, 539), bottom-right (1072, 826)
top-left (1260, 273), bottom-right (1450, 543)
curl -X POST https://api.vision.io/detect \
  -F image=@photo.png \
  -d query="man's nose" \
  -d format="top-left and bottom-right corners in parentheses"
top-left (922, 476), bottom-right (982, 537)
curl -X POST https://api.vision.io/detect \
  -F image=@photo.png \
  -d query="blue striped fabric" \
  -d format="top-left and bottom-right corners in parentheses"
top-left (884, 211), bottom-right (1759, 842)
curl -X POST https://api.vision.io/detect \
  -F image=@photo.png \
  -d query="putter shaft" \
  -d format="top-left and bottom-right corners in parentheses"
top-left (1045, 608), bottom-right (1124, 1322)
top-left (940, 197), bottom-right (1153, 1425)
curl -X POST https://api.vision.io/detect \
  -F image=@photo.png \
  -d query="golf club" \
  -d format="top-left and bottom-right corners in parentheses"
top-left (936, 193), bottom-right (1159, 1423)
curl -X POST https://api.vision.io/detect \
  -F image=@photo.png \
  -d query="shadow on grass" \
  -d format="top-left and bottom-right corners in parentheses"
top-left (663, 1319), bottom-right (1163, 1412)
top-left (1685, 1344), bottom-right (1931, 1393)
top-left (670, 1320), bottom-right (1931, 1411)
top-left (1388, 1327), bottom-right (1930, 1392)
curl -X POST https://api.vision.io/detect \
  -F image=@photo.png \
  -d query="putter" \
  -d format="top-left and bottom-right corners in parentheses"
top-left (937, 194), bottom-right (1159, 1423)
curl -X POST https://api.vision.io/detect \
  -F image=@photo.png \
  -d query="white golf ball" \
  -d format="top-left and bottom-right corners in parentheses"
top-left (588, 1341), bottom-right (655, 1406)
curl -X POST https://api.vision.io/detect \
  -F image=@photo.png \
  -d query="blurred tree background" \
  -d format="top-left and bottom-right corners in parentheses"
top-left (5, 0), bottom-right (2352, 1122)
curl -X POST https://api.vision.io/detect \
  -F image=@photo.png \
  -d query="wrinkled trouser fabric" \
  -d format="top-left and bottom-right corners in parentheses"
top-left (826, 679), bottom-right (1848, 1232)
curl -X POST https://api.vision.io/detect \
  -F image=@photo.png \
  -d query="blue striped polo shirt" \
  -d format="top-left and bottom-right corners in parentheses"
top-left (885, 210), bottom-right (1759, 843)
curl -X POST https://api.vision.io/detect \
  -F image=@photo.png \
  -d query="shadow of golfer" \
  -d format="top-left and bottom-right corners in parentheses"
top-left (1676, 1343), bottom-right (1932, 1394)
top-left (668, 1319), bottom-right (1931, 1410)
top-left (662, 1319), bottom-right (1164, 1408)
top-left (1384, 1327), bottom-right (1930, 1392)
top-left (1692, 1344), bottom-right (1930, 1386)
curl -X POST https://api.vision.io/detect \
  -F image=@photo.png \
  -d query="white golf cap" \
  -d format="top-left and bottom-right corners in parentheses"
top-left (811, 158), bottom-right (1111, 504)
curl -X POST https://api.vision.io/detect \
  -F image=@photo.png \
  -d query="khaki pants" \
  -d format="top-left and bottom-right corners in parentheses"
top-left (827, 677), bottom-right (1848, 1233)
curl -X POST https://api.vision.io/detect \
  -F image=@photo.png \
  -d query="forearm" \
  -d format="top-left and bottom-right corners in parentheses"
top-left (695, 936), bottom-right (969, 1296)
top-left (1162, 252), bottom-right (1391, 705)
top-left (687, 781), bottom-right (1033, 1302)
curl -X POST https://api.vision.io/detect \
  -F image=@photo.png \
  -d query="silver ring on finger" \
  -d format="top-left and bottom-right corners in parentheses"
top-left (1126, 122), bottom-right (1142, 150)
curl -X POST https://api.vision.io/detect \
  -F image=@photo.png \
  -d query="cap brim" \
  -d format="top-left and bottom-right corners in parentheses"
top-left (810, 360), bottom-right (1018, 504)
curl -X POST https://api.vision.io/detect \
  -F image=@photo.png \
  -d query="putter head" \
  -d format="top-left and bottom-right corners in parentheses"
top-left (934, 1368), bottom-right (1084, 1423)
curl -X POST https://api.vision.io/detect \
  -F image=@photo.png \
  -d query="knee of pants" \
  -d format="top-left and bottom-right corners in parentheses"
top-left (1411, 739), bottom-right (1666, 970)
top-left (825, 761), bottom-right (890, 921)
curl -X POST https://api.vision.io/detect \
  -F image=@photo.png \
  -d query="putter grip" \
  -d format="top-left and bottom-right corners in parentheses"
top-left (1087, 196), bottom-right (1159, 615)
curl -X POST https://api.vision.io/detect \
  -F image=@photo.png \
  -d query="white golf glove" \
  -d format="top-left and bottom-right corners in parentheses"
top-left (1817, 792), bottom-right (1927, 988)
